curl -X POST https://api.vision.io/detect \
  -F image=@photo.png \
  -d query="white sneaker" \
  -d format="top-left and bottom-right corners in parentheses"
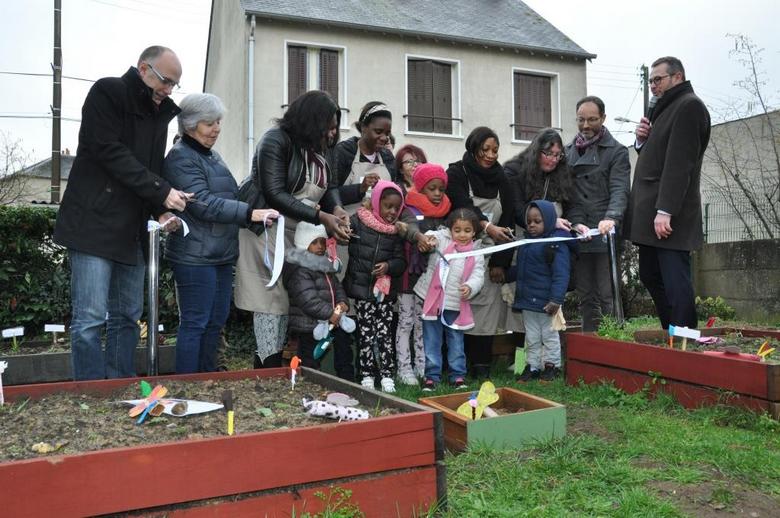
top-left (360, 376), bottom-right (375, 390)
top-left (399, 373), bottom-right (419, 386)
top-left (380, 377), bottom-right (396, 394)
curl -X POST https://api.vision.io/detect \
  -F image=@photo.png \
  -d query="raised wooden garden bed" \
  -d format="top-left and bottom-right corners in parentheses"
top-left (565, 328), bottom-right (780, 419)
top-left (419, 387), bottom-right (566, 452)
top-left (0, 344), bottom-right (176, 385)
top-left (0, 368), bottom-right (445, 516)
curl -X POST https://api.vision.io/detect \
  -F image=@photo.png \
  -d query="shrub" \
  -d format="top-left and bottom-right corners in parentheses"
top-left (696, 296), bottom-right (737, 321)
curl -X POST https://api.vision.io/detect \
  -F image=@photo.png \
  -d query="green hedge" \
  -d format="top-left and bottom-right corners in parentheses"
top-left (0, 206), bottom-right (180, 337)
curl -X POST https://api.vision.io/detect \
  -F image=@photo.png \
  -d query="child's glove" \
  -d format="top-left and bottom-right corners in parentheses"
top-left (373, 275), bottom-right (391, 302)
top-left (543, 301), bottom-right (560, 315)
top-left (313, 320), bottom-right (330, 340)
top-left (339, 314), bottom-right (356, 333)
top-left (551, 306), bottom-right (567, 331)
top-left (501, 284), bottom-right (515, 305)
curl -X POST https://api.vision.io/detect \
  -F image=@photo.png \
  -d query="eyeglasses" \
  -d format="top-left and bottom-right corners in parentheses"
top-left (649, 74), bottom-right (670, 85)
top-left (540, 150), bottom-right (565, 161)
top-left (576, 117), bottom-right (602, 125)
top-left (402, 159), bottom-right (420, 167)
top-left (144, 61), bottom-right (180, 89)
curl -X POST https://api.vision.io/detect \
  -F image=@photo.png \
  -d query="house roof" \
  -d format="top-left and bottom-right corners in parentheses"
top-left (15, 155), bottom-right (75, 180)
top-left (239, 0), bottom-right (595, 59)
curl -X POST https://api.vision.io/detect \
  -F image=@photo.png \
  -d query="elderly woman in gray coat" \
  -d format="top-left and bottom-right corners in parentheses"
top-left (564, 96), bottom-right (630, 332)
top-left (163, 93), bottom-right (278, 373)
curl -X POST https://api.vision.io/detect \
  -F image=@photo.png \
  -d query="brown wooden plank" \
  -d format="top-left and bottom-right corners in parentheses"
top-left (565, 333), bottom-right (769, 398)
top-left (566, 359), bottom-right (772, 415)
top-left (160, 466), bottom-right (439, 517)
top-left (766, 364), bottom-right (780, 402)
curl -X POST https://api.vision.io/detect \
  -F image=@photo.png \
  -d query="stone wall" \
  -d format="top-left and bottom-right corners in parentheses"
top-left (692, 239), bottom-right (780, 323)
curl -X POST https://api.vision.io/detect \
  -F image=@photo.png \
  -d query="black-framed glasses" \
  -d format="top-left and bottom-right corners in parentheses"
top-left (541, 150), bottom-right (565, 161)
top-left (144, 61), bottom-right (180, 89)
top-left (649, 74), bottom-right (670, 85)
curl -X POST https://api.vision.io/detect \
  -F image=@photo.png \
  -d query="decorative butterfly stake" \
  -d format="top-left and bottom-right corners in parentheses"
top-left (456, 381), bottom-right (500, 420)
top-left (128, 384), bottom-right (167, 424)
top-left (757, 341), bottom-right (775, 361)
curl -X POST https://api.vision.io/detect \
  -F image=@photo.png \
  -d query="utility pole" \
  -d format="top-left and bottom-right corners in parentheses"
top-left (51, 0), bottom-right (62, 204)
top-left (641, 64), bottom-right (649, 116)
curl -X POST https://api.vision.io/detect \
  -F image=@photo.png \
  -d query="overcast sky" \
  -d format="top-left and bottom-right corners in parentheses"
top-left (1, 0), bottom-right (778, 165)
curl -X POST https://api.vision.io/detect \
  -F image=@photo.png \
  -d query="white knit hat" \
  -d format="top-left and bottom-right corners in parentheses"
top-left (293, 222), bottom-right (328, 250)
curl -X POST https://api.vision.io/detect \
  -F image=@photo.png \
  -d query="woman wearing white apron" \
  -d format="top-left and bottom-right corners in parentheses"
top-left (234, 91), bottom-right (350, 368)
top-left (446, 127), bottom-right (518, 379)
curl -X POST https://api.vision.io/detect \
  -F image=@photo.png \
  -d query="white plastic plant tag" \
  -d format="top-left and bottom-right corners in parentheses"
top-left (2, 327), bottom-right (24, 338)
top-left (668, 325), bottom-right (701, 339)
top-left (158, 324), bottom-right (164, 332)
top-left (45, 324), bottom-right (66, 333)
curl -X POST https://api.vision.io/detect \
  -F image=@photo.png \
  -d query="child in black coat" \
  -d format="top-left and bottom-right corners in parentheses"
top-left (282, 222), bottom-right (353, 369)
top-left (344, 180), bottom-right (407, 393)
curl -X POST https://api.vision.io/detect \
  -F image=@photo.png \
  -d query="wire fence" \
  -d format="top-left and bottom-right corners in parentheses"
top-left (703, 192), bottom-right (779, 243)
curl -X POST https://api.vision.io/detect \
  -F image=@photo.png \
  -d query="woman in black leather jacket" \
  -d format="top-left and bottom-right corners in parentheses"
top-left (234, 91), bottom-right (350, 368)
top-left (163, 93), bottom-right (279, 373)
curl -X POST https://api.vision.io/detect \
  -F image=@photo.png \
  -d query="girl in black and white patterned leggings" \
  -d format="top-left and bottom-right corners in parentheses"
top-left (343, 180), bottom-right (406, 393)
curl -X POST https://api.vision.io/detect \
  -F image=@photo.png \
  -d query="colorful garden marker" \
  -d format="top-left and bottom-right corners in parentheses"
top-left (456, 381), bottom-right (500, 420)
top-left (668, 325), bottom-right (701, 351)
top-left (705, 316), bottom-right (717, 328)
top-left (128, 384), bottom-right (167, 419)
top-left (222, 390), bottom-right (234, 435)
top-left (290, 356), bottom-right (301, 391)
top-left (757, 341), bottom-right (775, 360)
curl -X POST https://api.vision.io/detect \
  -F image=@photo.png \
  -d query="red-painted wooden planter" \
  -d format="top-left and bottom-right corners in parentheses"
top-left (0, 368), bottom-right (445, 517)
top-left (565, 328), bottom-right (780, 419)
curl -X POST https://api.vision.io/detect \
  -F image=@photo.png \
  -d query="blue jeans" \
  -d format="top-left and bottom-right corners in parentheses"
top-left (172, 262), bottom-right (233, 373)
top-left (423, 310), bottom-right (466, 383)
top-left (69, 247), bottom-right (145, 380)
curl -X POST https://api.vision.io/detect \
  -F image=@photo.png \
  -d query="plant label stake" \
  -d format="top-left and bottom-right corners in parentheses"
top-left (290, 356), bottom-right (301, 391)
top-left (668, 325), bottom-right (701, 351)
top-left (0, 361), bottom-right (7, 405)
top-left (45, 324), bottom-right (65, 346)
top-left (222, 390), bottom-right (234, 435)
top-left (705, 316), bottom-right (716, 328)
top-left (2, 327), bottom-right (24, 352)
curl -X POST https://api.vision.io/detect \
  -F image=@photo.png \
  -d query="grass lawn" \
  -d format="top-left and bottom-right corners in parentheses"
top-left (392, 364), bottom-right (780, 517)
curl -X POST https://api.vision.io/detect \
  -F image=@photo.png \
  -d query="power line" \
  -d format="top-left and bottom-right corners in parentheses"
top-left (0, 70), bottom-right (95, 83)
top-left (589, 82), bottom-right (644, 91)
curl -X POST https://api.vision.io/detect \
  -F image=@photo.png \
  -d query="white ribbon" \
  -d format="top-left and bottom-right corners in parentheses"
top-left (147, 217), bottom-right (190, 236)
top-left (263, 214), bottom-right (285, 288)
top-left (0, 360), bottom-right (7, 405)
top-left (444, 228), bottom-right (604, 261)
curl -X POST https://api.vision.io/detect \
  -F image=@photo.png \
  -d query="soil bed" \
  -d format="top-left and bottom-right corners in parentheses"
top-left (0, 374), bottom-right (398, 462)
top-left (641, 331), bottom-right (779, 359)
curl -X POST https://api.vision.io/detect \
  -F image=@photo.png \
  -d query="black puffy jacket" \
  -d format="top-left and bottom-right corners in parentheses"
top-left (344, 213), bottom-right (406, 301)
top-left (282, 248), bottom-right (347, 333)
top-left (162, 135), bottom-right (248, 265)
top-left (256, 127), bottom-right (342, 223)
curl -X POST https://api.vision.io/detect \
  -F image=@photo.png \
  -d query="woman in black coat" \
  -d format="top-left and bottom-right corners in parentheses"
top-left (234, 91), bottom-right (351, 369)
top-left (446, 126), bottom-right (516, 378)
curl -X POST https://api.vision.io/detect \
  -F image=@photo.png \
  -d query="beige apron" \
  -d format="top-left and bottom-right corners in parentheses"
top-left (335, 148), bottom-right (393, 286)
top-left (465, 173), bottom-right (524, 335)
top-left (235, 150), bottom-right (327, 316)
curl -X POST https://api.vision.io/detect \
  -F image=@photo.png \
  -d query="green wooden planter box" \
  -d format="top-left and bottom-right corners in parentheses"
top-left (419, 387), bottom-right (566, 452)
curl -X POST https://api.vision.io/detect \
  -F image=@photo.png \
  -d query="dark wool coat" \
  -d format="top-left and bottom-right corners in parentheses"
top-left (54, 67), bottom-right (178, 265)
top-left (503, 158), bottom-right (573, 228)
top-left (282, 248), bottom-right (347, 333)
top-left (564, 127), bottom-right (631, 253)
top-left (343, 213), bottom-right (406, 301)
top-left (624, 81), bottom-right (711, 251)
top-left (331, 136), bottom-right (396, 206)
top-left (257, 127), bottom-right (342, 222)
top-left (507, 201), bottom-right (575, 313)
top-left (162, 135), bottom-right (249, 266)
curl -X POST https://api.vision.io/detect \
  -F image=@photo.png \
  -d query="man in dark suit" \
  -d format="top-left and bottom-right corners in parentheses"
top-left (625, 56), bottom-right (711, 330)
top-left (54, 46), bottom-right (191, 380)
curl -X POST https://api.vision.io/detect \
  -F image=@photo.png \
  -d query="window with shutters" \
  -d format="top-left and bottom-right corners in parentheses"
top-left (512, 71), bottom-right (555, 141)
top-left (285, 42), bottom-right (346, 126)
top-left (406, 56), bottom-right (461, 136)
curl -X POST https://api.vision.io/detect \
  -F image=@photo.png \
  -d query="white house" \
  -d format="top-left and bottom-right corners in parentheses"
top-left (204, 0), bottom-right (595, 179)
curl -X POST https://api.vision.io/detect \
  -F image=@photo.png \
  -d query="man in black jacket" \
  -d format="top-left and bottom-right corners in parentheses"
top-left (54, 46), bottom-right (191, 380)
top-left (625, 56), bottom-right (711, 330)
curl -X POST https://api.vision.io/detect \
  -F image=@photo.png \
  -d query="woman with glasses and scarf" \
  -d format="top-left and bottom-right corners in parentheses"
top-left (234, 91), bottom-right (350, 369)
top-left (446, 126), bottom-right (517, 379)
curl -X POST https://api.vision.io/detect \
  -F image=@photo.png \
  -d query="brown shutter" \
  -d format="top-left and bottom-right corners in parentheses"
top-left (514, 73), bottom-right (551, 140)
top-left (432, 61), bottom-right (452, 134)
top-left (287, 46), bottom-right (307, 104)
top-left (319, 48), bottom-right (339, 102)
top-left (407, 59), bottom-right (434, 132)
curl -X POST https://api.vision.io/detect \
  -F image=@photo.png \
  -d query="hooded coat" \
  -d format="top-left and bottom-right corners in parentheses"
top-left (282, 248), bottom-right (346, 333)
top-left (509, 200), bottom-right (576, 313)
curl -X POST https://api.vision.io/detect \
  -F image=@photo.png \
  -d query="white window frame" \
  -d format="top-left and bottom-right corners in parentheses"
top-left (404, 53), bottom-right (463, 139)
top-left (510, 67), bottom-right (560, 145)
top-left (283, 40), bottom-right (350, 129)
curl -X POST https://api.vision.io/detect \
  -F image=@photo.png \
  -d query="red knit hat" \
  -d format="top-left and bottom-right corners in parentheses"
top-left (412, 163), bottom-right (448, 191)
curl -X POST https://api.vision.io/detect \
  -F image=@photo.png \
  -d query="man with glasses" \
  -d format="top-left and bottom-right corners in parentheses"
top-left (55, 45), bottom-right (192, 380)
top-left (565, 96), bottom-right (630, 332)
top-left (625, 56), bottom-right (711, 331)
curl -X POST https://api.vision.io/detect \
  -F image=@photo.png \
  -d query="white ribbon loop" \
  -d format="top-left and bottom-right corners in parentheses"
top-left (444, 227), bottom-right (606, 261)
top-left (263, 214), bottom-right (286, 288)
